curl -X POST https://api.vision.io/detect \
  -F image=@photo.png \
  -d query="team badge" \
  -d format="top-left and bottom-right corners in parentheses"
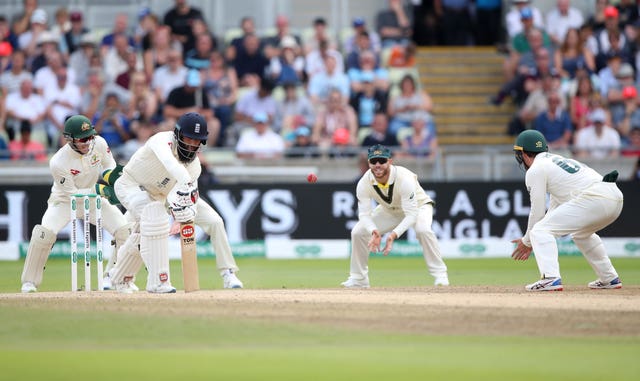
top-left (194, 123), bottom-right (200, 133)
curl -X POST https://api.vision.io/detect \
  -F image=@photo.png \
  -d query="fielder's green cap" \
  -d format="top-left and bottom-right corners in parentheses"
top-left (367, 144), bottom-right (391, 160)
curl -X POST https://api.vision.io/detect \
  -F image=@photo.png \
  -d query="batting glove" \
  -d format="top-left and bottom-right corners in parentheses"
top-left (167, 182), bottom-right (199, 209)
top-left (171, 205), bottom-right (197, 223)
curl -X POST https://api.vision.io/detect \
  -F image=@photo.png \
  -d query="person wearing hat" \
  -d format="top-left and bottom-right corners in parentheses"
top-left (511, 129), bottom-right (624, 291)
top-left (17, 7), bottom-right (48, 57)
top-left (285, 125), bottom-right (319, 158)
top-left (235, 111), bottom-right (285, 159)
top-left (63, 11), bottom-right (89, 55)
top-left (616, 86), bottom-right (640, 142)
top-left (588, 5), bottom-right (630, 72)
top-left (505, 0), bottom-right (545, 40)
top-left (12, 0), bottom-right (41, 36)
top-left (267, 35), bottom-right (305, 85)
top-left (343, 17), bottom-right (381, 55)
top-left (341, 143), bottom-right (449, 288)
top-left (574, 107), bottom-right (621, 159)
top-left (68, 33), bottom-right (96, 87)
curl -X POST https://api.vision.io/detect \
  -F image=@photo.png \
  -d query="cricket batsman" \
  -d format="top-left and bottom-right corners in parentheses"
top-left (106, 112), bottom-right (242, 293)
top-left (511, 130), bottom-right (624, 291)
top-left (20, 115), bottom-right (131, 292)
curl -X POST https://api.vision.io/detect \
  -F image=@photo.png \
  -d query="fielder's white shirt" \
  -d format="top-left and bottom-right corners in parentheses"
top-left (121, 131), bottom-right (201, 201)
top-left (356, 165), bottom-right (433, 238)
top-left (48, 136), bottom-right (116, 204)
top-left (522, 152), bottom-right (603, 246)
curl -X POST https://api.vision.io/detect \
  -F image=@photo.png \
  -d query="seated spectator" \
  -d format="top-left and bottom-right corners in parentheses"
top-left (162, 0), bottom-right (203, 51)
top-left (554, 28), bottom-right (595, 80)
top-left (505, 15), bottom-right (553, 82)
top-left (343, 17), bottom-right (381, 55)
top-left (164, 68), bottom-right (220, 146)
top-left (345, 31), bottom-right (379, 71)
top-left (115, 49), bottom-right (140, 90)
top-left (588, 7), bottom-right (633, 72)
top-left (361, 112), bottom-right (398, 147)
top-left (303, 17), bottom-right (336, 55)
top-left (267, 36), bottom-right (305, 85)
top-left (387, 74), bottom-right (433, 135)
top-left (262, 15), bottom-right (302, 58)
top-left (204, 50), bottom-right (238, 146)
top-left (597, 52), bottom-right (625, 99)
top-left (69, 34), bottom-right (98, 89)
top-left (285, 126), bottom-right (319, 157)
top-left (544, 0), bottom-right (584, 47)
top-left (33, 50), bottom-right (77, 96)
top-left (184, 31), bottom-right (215, 70)
top-left (236, 112), bottom-right (285, 159)
top-left (233, 33), bottom-right (269, 88)
top-left (17, 8), bottom-right (48, 58)
top-left (349, 72), bottom-right (387, 128)
top-left (8, 120), bottom-right (47, 161)
top-left (574, 108), bottom-right (621, 159)
top-left (308, 55), bottom-right (350, 105)
top-left (305, 39), bottom-right (344, 80)
top-left (399, 111), bottom-right (438, 158)
top-left (151, 48), bottom-right (187, 104)
top-left (508, 72), bottom-right (563, 136)
top-left (225, 17), bottom-right (258, 62)
top-left (0, 16), bottom-right (19, 52)
top-left (103, 33), bottom-right (136, 83)
top-left (311, 89), bottom-right (358, 151)
top-left (92, 92), bottom-right (132, 148)
top-left (50, 7), bottom-right (70, 54)
top-left (387, 41), bottom-right (416, 68)
top-left (127, 71), bottom-right (158, 122)
top-left (234, 78), bottom-right (277, 125)
top-left (62, 11), bottom-right (89, 56)
top-left (532, 91), bottom-right (572, 149)
top-left (134, 7), bottom-right (157, 52)
top-left (275, 82), bottom-right (315, 139)
top-left (99, 13), bottom-right (135, 57)
top-left (376, 0), bottom-right (412, 47)
top-left (0, 50), bottom-right (32, 95)
top-left (569, 72), bottom-right (601, 131)
top-left (116, 118), bottom-right (156, 161)
top-left (4, 78), bottom-right (46, 143)
top-left (43, 66), bottom-right (81, 147)
top-left (621, 126), bottom-right (640, 180)
top-left (80, 68), bottom-right (130, 120)
top-left (0, 41), bottom-right (13, 73)
top-left (505, 0), bottom-right (544, 41)
top-left (143, 25), bottom-right (182, 80)
top-left (347, 50), bottom-right (389, 96)
top-left (616, 86), bottom-right (640, 144)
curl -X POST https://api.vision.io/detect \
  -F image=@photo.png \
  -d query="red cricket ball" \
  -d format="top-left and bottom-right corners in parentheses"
top-left (307, 173), bottom-right (318, 183)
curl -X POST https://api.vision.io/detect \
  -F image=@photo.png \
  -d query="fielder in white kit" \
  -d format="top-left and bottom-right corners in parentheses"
top-left (108, 112), bottom-right (242, 293)
top-left (20, 115), bottom-right (131, 293)
top-left (341, 144), bottom-right (449, 288)
top-left (511, 130), bottom-right (624, 291)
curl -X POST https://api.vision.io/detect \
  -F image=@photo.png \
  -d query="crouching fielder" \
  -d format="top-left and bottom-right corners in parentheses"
top-left (341, 144), bottom-right (448, 288)
top-left (511, 130), bottom-right (624, 291)
top-left (20, 115), bottom-right (131, 293)
top-left (109, 112), bottom-right (242, 293)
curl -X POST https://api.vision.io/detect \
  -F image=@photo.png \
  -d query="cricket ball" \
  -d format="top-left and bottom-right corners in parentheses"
top-left (307, 173), bottom-right (318, 183)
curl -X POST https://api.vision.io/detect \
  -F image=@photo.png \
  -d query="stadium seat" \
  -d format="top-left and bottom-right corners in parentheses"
top-left (357, 127), bottom-right (371, 144)
top-left (224, 28), bottom-right (243, 45)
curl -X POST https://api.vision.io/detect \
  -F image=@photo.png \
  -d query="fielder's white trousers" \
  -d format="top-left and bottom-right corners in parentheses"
top-left (349, 203), bottom-right (447, 281)
top-left (529, 182), bottom-right (623, 282)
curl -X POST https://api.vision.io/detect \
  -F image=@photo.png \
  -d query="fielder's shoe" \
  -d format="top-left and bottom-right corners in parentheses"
top-left (115, 281), bottom-right (138, 294)
top-left (147, 283), bottom-right (177, 294)
top-left (434, 276), bottom-right (450, 286)
top-left (525, 277), bottom-right (563, 291)
top-left (341, 277), bottom-right (370, 289)
top-left (588, 277), bottom-right (622, 289)
top-left (21, 282), bottom-right (37, 293)
top-left (222, 269), bottom-right (243, 289)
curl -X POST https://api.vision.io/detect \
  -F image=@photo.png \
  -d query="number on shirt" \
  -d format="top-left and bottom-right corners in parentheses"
top-left (552, 157), bottom-right (581, 173)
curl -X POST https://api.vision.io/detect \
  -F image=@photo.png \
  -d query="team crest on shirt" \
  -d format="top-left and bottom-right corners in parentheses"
top-left (90, 154), bottom-right (99, 165)
top-left (70, 169), bottom-right (80, 175)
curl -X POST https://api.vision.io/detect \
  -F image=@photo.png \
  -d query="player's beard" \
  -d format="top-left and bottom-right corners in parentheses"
top-left (371, 165), bottom-right (389, 180)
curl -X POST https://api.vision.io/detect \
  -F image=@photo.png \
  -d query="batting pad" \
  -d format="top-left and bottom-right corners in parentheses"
top-left (21, 225), bottom-right (56, 286)
top-left (109, 233), bottom-right (142, 284)
top-left (139, 202), bottom-right (171, 289)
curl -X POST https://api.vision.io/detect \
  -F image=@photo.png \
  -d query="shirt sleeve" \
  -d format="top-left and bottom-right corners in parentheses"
top-left (148, 136), bottom-right (191, 185)
top-left (392, 177), bottom-right (419, 238)
top-left (522, 166), bottom-right (547, 247)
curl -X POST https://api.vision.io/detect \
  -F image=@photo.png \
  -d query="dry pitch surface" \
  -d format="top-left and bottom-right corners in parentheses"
top-left (3, 286), bottom-right (639, 337)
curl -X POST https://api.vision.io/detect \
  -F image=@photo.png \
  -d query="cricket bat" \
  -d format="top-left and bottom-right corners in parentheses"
top-left (180, 222), bottom-right (200, 292)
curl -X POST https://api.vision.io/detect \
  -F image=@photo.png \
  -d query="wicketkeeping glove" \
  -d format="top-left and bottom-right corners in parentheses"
top-left (170, 205), bottom-right (197, 223)
top-left (167, 182), bottom-right (199, 209)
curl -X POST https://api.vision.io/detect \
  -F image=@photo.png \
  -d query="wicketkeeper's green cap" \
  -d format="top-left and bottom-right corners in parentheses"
top-left (367, 144), bottom-right (391, 160)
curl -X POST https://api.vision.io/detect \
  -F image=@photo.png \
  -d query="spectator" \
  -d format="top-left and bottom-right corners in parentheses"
top-left (376, 0), bottom-right (412, 47)
top-left (62, 11), bottom-right (88, 56)
top-left (554, 27), bottom-right (595, 80)
top-left (311, 89), bottom-right (358, 151)
top-left (349, 71), bottom-right (387, 128)
top-left (49, 7), bottom-right (70, 48)
top-left (475, 0), bottom-right (503, 46)
top-left (598, 52), bottom-right (626, 99)
top-left (3, 78), bottom-right (46, 143)
top-left (605, 62), bottom-right (635, 130)
top-left (305, 39), bottom-right (344, 80)
top-left (0, 15), bottom-right (19, 51)
top-left (11, 0), bottom-right (40, 37)
top-left (532, 91), bottom-right (572, 149)
top-left (343, 17), bottom-right (381, 55)
top-left (29, 30), bottom-right (60, 75)
top-left (184, 32), bottom-right (214, 70)
top-left (134, 7), bottom-right (158, 52)
top-left (203, 50), bottom-right (238, 146)
top-left (115, 49), bottom-right (140, 90)
top-left (164, 68), bottom-right (219, 146)
top-left (233, 33), bottom-right (269, 88)
top-left (345, 31), bottom-right (379, 71)
top-left (508, 72), bottom-right (564, 136)
top-left (143, 25), bottom-right (182, 80)
top-left (275, 82), bottom-right (315, 139)
top-left (308, 54), bottom-right (350, 105)
top-left (235, 111), bottom-right (285, 159)
top-left (586, 0), bottom-right (609, 33)
top-left (285, 126), bottom-right (319, 157)
top-left (0, 134), bottom-right (7, 159)
top-left (17, 8), bottom-right (47, 58)
top-left (163, 0), bottom-right (203, 51)
top-left (505, 0), bottom-right (544, 41)
top-left (267, 36), bottom-right (305, 85)
top-left (0, 41), bottom-right (12, 74)
top-left (347, 50), bottom-right (389, 96)
top-left (617, 0), bottom-right (639, 31)
top-left (127, 71), bottom-right (158, 122)
top-left (387, 41), bottom-right (416, 68)
top-left (92, 92), bottom-right (131, 148)
top-left (303, 17), bottom-right (336, 55)
top-left (510, 8), bottom-right (553, 55)
top-left (262, 15), bottom-right (302, 59)
top-left (574, 108), bottom-right (621, 159)
top-left (231, 78), bottom-right (277, 145)
top-left (80, 68), bottom-right (130, 120)
top-left (43, 65), bottom-right (81, 147)
top-left (569, 72), bottom-right (601, 131)
top-left (436, 0), bottom-right (473, 46)
top-left (99, 13), bottom-right (135, 57)
top-left (588, 6), bottom-right (631, 72)
top-left (116, 118), bottom-right (156, 161)
top-left (613, 85), bottom-right (640, 144)
top-left (103, 33), bottom-right (137, 83)
top-left (387, 73), bottom-right (434, 135)
top-left (503, 28), bottom-right (550, 84)
top-left (545, 0), bottom-right (584, 47)
top-left (8, 119), bottom-right (46, 161)
top-left (68, 33), bottom-right (97, 89)
top-left (399, 111), bottom-right (438, 158)
top-left (361, 112), bottom-right (398, 147)
top-left (0, 49), bottom-right (32, 95)
top-left (622, 126), bottom-right (640, 180)
top-left (225, 17), bottom-right (257, 62)
top-left (151, 48), bottom-right (187, 104)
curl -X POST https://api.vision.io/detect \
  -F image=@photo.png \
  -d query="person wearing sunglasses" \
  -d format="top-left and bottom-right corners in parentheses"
top-left (20, 115), bottom-right (132, 293)
top-left (341, 144), bottom-right (449, 288)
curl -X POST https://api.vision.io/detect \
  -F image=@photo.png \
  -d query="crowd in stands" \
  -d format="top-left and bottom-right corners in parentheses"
top-left (0, 0), bottom-right (437, 165)
top-left (492, 0), bottom-right (640, 180)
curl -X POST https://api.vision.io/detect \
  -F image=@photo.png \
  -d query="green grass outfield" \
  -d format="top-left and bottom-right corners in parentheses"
top-left (1, 257), bottom-right (639, 381)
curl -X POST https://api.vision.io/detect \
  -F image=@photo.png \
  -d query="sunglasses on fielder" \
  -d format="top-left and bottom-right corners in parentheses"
top-left (75, 136), bottom-right (95, 143)
top-left (369, 158), bottom-right (388, 165)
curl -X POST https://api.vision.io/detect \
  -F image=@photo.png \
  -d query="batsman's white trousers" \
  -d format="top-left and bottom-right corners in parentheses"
top-left (349, 203), bottom-right (447, 281)
top-left (529, 182), bottom-right (624, 282)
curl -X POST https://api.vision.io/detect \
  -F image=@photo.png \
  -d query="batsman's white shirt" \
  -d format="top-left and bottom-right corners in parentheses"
top-left (356, 165), bottom-right (433, 238)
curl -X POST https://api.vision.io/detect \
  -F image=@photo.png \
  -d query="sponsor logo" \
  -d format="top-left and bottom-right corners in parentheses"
top-left (181, 225), bottom-right (194, 238)
top-left (194, 123), bottom-right (200, 133)
top-left (294, 245), bottom-right (322, 256)
top-left (159, 272), bottom-right (168, 282)
top-left (624, 243), bottom-right (640, 254)
top-left (60, 178), bottom-right (66, 184)
top-left (459, 244), bottom-right (486, 255)
top-left (70, 169), bottom-right (80, 175)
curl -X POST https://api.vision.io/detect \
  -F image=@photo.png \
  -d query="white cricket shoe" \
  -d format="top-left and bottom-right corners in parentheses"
top-left (21, 282), bottom-right (37, 293)
top-left (525, 277), bottom-right (563, 291)
top-left (146, 283), bottom-right (177, 294)
top-left (341, 277), bottom-right (370, 289)
top-left (115, 282), bottom-right (138, 294)
top-left (434, 276), bottom-right (450, 286)
top-left (588, 277), bottom-right (622, 289)
top-left (222, 269), bottom-right (243, 289)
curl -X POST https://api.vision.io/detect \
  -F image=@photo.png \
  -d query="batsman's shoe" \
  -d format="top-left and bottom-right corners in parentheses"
top-left (434, 276), bottom-right (450, 286)
top-left (525, 277), bottom-right (563, 291)
top-left (21, 282), bottom-right (37, 293)
top-left (102, 275), bottom-right (112, 290)
top-left (115, 282), bottom-right (137, 294)
top-left (147, 283), bottom-right (177, 294)
top-left (588, 277), bottom-right (622, 289)
top-left (222, 269), bottom-right (243, 289)
top-left (341, 277), bottom-right (370, 289)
